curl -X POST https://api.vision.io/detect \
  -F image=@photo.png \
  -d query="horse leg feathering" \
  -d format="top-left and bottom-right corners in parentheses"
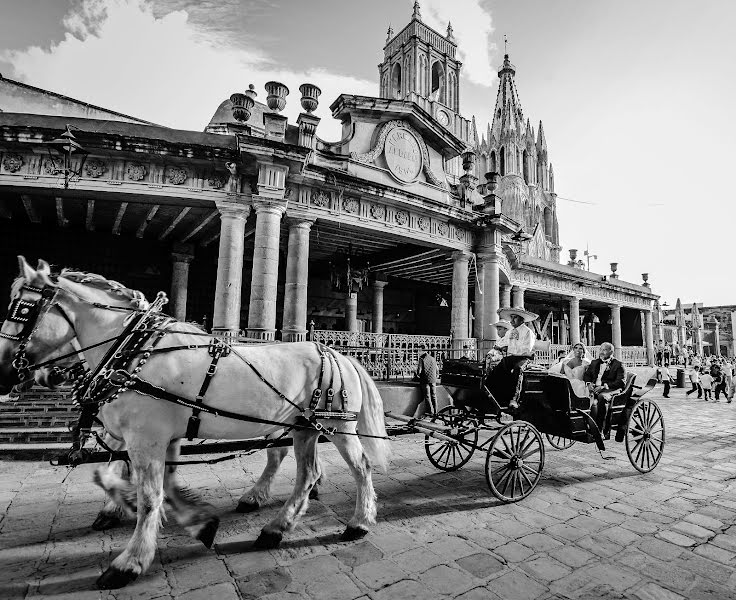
top-left (237, 445), bottom-right (289, 513)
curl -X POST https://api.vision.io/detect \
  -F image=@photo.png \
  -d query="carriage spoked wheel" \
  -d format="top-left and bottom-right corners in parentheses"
top-left (486, 421), bottom-right (545, 503)
top-left (424, 405), bottom-right (479, 472)
top-left (625, 399), bottom-right (665, 473)
top-left (545, 434), bottom-right (577, 450)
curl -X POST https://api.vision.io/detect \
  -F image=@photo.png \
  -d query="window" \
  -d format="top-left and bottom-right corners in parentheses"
top-left (499, 147), bottom-right (505, 176)
top-left (448, 71), bottom-right (456, 109)
top-left (490, 150), bottom-right (497, 173)
top-left (544, 207), bottom-right (553, 240)
top-left (391, 63), bottom-right (402, 99)
top-left (431, 61), bottom-right (445, 103)
top-left (522, 149), bottom-right (529, 183)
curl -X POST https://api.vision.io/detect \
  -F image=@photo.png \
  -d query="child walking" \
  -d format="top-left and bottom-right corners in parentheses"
top-left (700, 369), bottom-right (713, 401)
top-left (686, 367), bottom-right (702, 398)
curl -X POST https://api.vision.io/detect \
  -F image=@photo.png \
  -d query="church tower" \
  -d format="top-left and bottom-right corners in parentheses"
top-left (476, 52), bottom-right (560, 261)
top-left (378, 1), bottom-right (472, 148)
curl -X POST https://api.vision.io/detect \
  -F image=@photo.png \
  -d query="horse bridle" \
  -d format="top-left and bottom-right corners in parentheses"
top-left (0, 283), bottom-right (77, 383)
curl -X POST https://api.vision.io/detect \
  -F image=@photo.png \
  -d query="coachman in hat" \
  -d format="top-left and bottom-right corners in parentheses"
top-left (484, 307), bottom-right (539, 411)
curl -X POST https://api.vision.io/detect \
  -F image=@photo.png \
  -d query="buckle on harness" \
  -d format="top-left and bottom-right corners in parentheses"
top-left (312, 389), bottom-right (322, 399)
top-left (207, 363), bottom-right (218, 376)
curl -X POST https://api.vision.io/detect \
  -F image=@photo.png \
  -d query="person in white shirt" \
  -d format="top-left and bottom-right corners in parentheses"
top-left (485, 308), bottom-right (539, 411)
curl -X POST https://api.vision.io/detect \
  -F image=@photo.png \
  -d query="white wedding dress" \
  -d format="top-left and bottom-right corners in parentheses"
top-left (550, 359), bottom-right (590, 398)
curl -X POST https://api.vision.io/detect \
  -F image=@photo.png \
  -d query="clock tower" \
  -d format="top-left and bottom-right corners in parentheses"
top-left (378, 1), bottom-right (471, 147)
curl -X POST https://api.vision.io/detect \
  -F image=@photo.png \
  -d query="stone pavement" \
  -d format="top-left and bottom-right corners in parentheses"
top-left (2, 383), bottom-right (736, 600)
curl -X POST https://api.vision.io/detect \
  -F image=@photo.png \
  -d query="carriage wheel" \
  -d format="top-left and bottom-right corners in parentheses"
top-left (545, 434), bottom-right (577, 450)
top-left (425, 405), bottom-right (478, 472)
top-left (625, 399), bottom-right (665, 473)
top-left (485, 421), bottom-right (544, 503)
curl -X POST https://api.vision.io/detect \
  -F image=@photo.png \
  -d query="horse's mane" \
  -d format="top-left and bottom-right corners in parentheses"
top-left (59, 270), bottom-right (150, 310)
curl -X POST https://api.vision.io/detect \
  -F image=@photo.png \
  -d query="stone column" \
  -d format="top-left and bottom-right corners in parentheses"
top-left (511, 285), bottom-right (525, 309)
top-left (281, 217), bottom-right (313, 342)
top-left (246, 198), bottom-right (286, 340)
top-left (569, 296), bottom-right (581, 345)
top-left (500, 284), bottom-right (512, 309)
top-left (479, 252), bottom-right (500, 352)
top-left (610, 304), bottom-right (622, 360)
top-left (170, 243), bottom-right (194, 322)
top-left (345, 293), bottom-right (358, 332)
top-left (451, 251), bottom-right (470, 347)
top-left (644, 309), bottom-right (654, 366)
top-left (372, 281), bottom-right (387, 334)
top-left (212, 203), bottom-right (251, 338)
top-left (714, 320), bottom-right (721, 356)
top-left (473, 260), bottom-right (486, 341)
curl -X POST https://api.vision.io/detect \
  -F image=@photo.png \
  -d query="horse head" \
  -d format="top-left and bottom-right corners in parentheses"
top-left (0, 256), bottom-right (77, 394)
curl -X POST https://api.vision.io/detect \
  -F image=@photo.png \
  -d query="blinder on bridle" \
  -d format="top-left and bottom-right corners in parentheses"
top-left (0, 283), bottom-right (65, 382)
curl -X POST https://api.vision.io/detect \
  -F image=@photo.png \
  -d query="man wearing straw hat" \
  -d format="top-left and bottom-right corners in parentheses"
top-left (484, 319), bottom-right (512, 367)
top-left (485, 307), bottom-right (539, 411)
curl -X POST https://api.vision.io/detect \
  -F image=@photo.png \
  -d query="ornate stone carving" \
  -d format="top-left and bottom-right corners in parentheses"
top-left (342, 197), bottom-right (359, 213)
top-left (207, 174), bottom-right (226, 189)
top-left (311, 189), bottom-right (329, 207)
top-left (417, 216), bottom-right (430, 231)
top-left (167, 167), bottom-right (188, 185)
top-left (43, 158), bottom-right (61, 175)
top-left (284, 186), bottom-right (293, 199)
top-left (437, 222), bottom-right (449, 236)
top-left (349, 120), bottom-right (444, 188)
top-left (85, 158), bottom-right (107, 178)
top-left (395, 210), bottom-right (409, 226)
top-left (370, 204), bottom-right (386, 220)
top-left (455, 228), bottom-right (464, 240)
top-left (126, 163), bottom-right (147, 181)
top-left (2, 153), bottom-right (23, 173)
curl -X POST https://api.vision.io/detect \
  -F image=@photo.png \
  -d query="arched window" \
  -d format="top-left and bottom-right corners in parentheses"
top-left (544, 207), bottom-right (553, 240)
top-left (431, 61), bottom-right (445, 103)
top-left (391, 63), bottom-right (402, 99)
top-left (448, 71), bottom-right (456, 109)
top-left (537, 153), bottom-right (544, 187)
top-left (381, 73), bottom-right (388, 97)
top-left (499, 146), bottom-right (505, 176)
top-left (522, 149), bottom-right (529, 183)
top-left (490, 150), bottom-right (497, 173)
top-left (404, 57), bottom-right (411, 96)
top-left (517, 150), bottom-right (522, 175)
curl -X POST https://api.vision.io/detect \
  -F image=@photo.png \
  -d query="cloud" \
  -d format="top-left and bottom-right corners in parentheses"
top-left (422, 0), bottom-right (496, 87)
top-left (1, 0), bottom-right (374, 139)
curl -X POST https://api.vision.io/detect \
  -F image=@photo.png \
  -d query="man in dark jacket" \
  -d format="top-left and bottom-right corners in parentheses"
top-left (583, 342), bottom-right (626, 431)
top-left (415, 344), bottom-right (439, 417)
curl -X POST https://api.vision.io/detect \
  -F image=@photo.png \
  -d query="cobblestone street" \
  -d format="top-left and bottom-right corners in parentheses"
top-left (2, 384), bottom-right (736, 600)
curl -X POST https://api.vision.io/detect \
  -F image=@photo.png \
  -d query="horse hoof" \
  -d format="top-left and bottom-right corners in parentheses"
top-left (196, 517), bottom-right (220, 549)
top-left (308, 488), bottom-right (319, 500)
top-left (91, 513), bottom-right (122, 531)
top-left (235, 500), bottom-right (260, 513)
top-left (96, 566), bottom-right (138, 590)
top-left (341, 526), bottom-right (369, 542)
top-left (253, 530), bottom-right (283, 549)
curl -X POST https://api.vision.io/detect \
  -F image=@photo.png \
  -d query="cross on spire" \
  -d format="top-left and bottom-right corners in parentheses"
top-left (504, 35), bottom-right (509, 55)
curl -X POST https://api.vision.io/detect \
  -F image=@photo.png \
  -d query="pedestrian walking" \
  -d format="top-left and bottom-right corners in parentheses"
top-left (700, 369), bottom-right (713, 401)
top-left (658, 365), bottom-right (672, 398)
top-left (686, 366), bottom-right (702, 398)
top-left (414, 344), bottom-right (439, 417)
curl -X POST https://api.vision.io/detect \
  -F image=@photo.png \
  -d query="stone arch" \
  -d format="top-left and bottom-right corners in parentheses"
top-left (391, 63), bottom-right (402, 99)
top-left (431, 60), bottom-right (445, 103)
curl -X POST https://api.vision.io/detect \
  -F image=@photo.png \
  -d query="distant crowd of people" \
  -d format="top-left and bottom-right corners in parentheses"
top-left (656, 349), bottom-right (734, 402)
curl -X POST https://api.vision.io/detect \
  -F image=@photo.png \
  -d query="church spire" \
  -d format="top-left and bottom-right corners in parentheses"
top-left (446, 21), bottom-right (455, 42)
top-left (412, 0), bottom-right (422, 21)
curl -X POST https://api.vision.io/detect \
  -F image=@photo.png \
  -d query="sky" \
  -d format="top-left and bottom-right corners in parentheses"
top-left (1, 0), bottom-right (735, 306)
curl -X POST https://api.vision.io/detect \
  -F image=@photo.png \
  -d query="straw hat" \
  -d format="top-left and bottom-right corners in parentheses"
top-left (497, 307), bottom-right (539, 323)
top-left (494, 319), bottom-right (512, 330)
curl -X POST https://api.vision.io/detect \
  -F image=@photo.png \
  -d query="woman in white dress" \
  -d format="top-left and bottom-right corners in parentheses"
top-left (549, 343), bottom-right (591, 398)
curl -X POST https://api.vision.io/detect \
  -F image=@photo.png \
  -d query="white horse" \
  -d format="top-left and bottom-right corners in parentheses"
top-left (0, 258), bottom-right (390, 589)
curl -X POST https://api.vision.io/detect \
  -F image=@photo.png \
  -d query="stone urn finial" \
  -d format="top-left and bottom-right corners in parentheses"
top-left (265, 81), bottom-right (289, 112)
top-left (642, 272), bottom-right (650, 287)
top-left (462, 150), bottom-right (476, 173)
top-left (230, 84), bottom-right (256, 122)
top-left (299, 83), bottom-right (321, 113)
top-left (569, 249), bottom-right (578, 262)
top-left (485, 171), bottom-right (499, 193)
top-left (610, 262), bottom-right (618, 278)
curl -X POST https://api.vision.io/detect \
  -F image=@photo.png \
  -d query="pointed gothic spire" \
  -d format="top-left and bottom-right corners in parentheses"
top-left (537, 120), bottom-right (547, 149)
top-left (412, 0), bottom-right (422, 21)
top-left (446, 21), bottom-right (455, 41)
top-left (386, 24), bottom-right (394, 42)
top-left (471, 115), bottom-right (479, 146)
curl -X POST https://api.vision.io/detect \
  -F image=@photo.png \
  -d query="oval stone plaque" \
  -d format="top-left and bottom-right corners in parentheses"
top-left (384, 127), bottom-right (422, 183)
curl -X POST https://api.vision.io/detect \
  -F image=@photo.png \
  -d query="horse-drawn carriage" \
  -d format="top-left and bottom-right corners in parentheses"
top-left (388, 355), bottom-right (664, 503)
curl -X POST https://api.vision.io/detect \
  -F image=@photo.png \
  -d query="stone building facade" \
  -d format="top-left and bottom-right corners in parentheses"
top-left (0, 2), bottom-right (658, 371)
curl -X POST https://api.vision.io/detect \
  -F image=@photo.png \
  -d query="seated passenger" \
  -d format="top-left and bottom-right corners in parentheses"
top-left (583, 342), bottom-right (626, 431)
top-left (485, 319), bottom-right (511, 368)
top-left (548, 342), bottom-right (591, 399)
top-left (484, 308), bottom-right (538, 411)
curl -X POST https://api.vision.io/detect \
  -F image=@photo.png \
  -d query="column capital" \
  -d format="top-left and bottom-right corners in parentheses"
top-left (609, 303), bottom-right (622, 311)
top-left (476, 250), bottom-right (502, 263)
top-left (451, 250), bottom-right (473, 262)
top-left (285, 216), bottom-right (314, 230)
top-left (215, 201), bottom-right (251, 220)
top-left (252, 196), bottom-right (288, 217)
top-left (171, 242), bottom-right (194, 263)
top-left (567, 295), bottom-right (581, 303)
top-left (171, 252), bottom-right (194, 264)
top-left (373, 280), bottom-right (388, 290)
top-left (511, 284), bottom-right (527, 292)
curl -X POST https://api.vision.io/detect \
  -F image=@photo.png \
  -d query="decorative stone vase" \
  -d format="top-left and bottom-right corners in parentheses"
top-left (569, 249), bottom-right (578, 262)
top-left (485, 171), bottom-right (499, 192)
top-left (230, 85), bottom-right (256, 122)
top-left (610, 262), bottom-right (618, 278)
top-left (462, 150), bottom-right (476, 173)
top-left (299, 83), bottom-right (321, 113)
top-left (265, 81), bottom-right (289, 112)
top-left (642, 272), bottom-right (649, 285)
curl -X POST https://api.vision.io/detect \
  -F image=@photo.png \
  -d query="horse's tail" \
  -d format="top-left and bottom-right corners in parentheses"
top-left (346, 356), bottom-right (391, 474)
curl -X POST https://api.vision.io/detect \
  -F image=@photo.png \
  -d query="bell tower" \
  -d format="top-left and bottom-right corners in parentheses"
top-left (378, 2), bottom-right (463, 125)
